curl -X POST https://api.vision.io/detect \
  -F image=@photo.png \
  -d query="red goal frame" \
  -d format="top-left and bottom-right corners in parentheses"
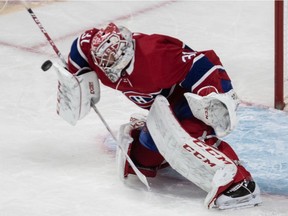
top-left (275, 0), bottom-right (285, 109)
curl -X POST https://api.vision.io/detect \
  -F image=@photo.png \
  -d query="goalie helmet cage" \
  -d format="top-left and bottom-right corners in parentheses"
top-left (275, 0), bottom-right (287, 110)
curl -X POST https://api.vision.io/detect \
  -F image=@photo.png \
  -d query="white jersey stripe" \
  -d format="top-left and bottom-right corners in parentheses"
top-left (69, 56), bottom-right (81, 70)
top-left (77, 36), bottom-right (89, 63)
top-left (191, 65), bottom-right (225, 92)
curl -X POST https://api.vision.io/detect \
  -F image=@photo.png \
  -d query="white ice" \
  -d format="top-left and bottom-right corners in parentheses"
top-left (0, 1), bottom-right (287, 216)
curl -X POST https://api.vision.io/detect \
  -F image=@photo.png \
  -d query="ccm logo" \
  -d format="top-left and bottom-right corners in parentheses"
top-left (89, 82), bottom-right (95, 94)
top-left (183, 140), bottom-right (232, 167)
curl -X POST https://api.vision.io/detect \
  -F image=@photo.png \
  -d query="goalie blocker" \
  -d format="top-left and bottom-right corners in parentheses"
top-left (117, 95), bottom-right (261, 209)
top-left (52, 63), bottom-right (100, 125)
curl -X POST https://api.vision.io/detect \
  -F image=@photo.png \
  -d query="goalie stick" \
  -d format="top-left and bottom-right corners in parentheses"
top-left (22, 1), bottom-right (150, 190)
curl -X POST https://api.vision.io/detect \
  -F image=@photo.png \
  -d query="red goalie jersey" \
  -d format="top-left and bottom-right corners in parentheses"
top-left (64, 24), bottom-right (261, 210)
top-left (67, 28), bottom-right (233, 109)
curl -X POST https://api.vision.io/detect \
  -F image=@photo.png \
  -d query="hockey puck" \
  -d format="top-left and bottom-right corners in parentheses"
top-left (41, 60), bottom-right (53, 71)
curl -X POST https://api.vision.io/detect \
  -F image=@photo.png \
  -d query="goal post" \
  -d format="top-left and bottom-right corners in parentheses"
top-left (275, 0), bottom-right (287, 110)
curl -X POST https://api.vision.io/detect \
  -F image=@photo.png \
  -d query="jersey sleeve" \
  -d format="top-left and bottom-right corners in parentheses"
top-left (179, 50), bottom-right (233, 94)
top-left (134, 34), bottom-right (195, 88)
top-left (147, 35), bottom-right (233, 95)
top-left (67, 28), bottom-right (98, 74)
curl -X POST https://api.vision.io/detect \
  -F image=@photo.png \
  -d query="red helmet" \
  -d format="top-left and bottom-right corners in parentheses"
top-left (91, 23), bottom-right (134, 82)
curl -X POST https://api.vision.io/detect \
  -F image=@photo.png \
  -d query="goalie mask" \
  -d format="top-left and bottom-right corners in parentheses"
top-left (91, 23), bottom-right (134, 83)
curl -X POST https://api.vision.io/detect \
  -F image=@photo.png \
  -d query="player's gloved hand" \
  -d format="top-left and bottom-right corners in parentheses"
top-left (184, 89), bottom-right (239, 137)
top-left (54, 63), bottom-right (100, 125)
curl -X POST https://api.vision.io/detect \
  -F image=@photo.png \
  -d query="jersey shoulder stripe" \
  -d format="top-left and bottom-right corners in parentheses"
top-left (180, 54), bottom-right (218, 91)
top-left (69, 38), bottom-right (90, 70)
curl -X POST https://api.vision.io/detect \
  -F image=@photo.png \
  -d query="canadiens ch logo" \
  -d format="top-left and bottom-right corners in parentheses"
top-left (123, 91), bottom-right (161, 108)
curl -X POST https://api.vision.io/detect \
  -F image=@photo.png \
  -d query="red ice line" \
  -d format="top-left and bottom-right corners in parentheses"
top-left (1, 0), bottom-right (177, 57)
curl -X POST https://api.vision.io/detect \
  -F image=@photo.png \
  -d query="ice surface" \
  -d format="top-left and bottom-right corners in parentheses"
top-left (225, 105), bottom-right (288, 196)
top-left (0, 1), bottom-right (287, 216)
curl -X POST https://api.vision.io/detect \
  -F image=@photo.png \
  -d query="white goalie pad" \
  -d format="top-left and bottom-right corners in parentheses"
top-left (116, 123), bottom-right (133, 180)
top-left (184, 90), bottom-right (239, 137)
top-left (116, 113), bottom-right (147, 179)
top-left (53, 63), bottom-right (100, 125)
top-left (146, 95), bottom-right (237, 208)
top-left (116, 113), bottom-right (150, 188)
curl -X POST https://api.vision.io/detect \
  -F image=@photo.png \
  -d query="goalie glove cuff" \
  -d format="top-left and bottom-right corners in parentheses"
top-left (76, 68), bottom-right (101, 119)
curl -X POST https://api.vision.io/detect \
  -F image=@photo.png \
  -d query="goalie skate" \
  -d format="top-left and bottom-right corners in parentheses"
top-left (214, 180), bottom-right (262, 210)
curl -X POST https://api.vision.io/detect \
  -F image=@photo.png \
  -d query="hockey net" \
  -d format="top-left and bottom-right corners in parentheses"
top-left (275, 0), bottom-right (288, 110)
top-left (284, 0), bottom-right (288, 110)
